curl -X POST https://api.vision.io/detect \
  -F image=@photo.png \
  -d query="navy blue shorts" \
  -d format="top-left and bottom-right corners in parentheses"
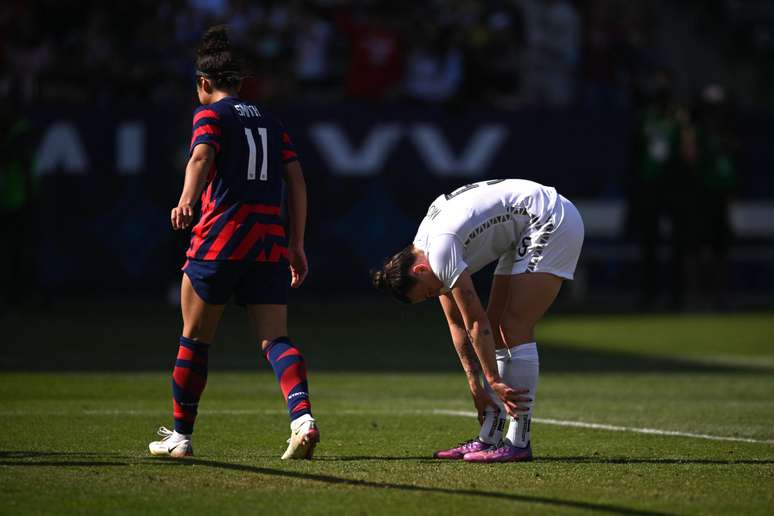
top-left (182, 259), bottom-right (289, 305)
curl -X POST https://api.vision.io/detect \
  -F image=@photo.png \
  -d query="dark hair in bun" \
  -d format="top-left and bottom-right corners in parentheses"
top-left (196, 25), bottom-right (243, 90)
top-left (370, 245), bottom-right (418, 303)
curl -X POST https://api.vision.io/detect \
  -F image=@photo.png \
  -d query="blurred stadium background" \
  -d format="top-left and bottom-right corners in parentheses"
top-left (2, 0), bottom-right (774, 312)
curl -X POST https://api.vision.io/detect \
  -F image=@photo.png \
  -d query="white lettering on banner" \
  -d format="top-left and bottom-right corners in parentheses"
top-left (410, 124), bottom-right (508, 176)
top-left (309, 124), bottom-right (402, 177)
top-left (116, 122), bottom-right (145, 175)
top-left (311, 123), bottom-right (508, 177)
top-left (34, 122), bottom-right (89, 175)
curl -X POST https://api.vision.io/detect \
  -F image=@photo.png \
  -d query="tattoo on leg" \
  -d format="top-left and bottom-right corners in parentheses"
top-left (461, 288), bottom-right (476, 300)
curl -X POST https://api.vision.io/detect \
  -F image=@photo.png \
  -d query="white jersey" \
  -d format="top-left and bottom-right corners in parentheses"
top-left (413, 179), bottom-right (562, 290)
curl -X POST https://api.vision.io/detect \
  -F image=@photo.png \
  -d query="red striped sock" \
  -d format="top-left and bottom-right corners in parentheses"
top-left (172, 336), bottom-right (210, 434)
top-left (264, 337), bottom-right (312, 422)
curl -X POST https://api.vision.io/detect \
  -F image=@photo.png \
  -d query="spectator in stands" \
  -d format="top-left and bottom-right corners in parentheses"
top-left (0, 104), bottom-right (35, 310)
top-left (404, 24), bottom-right (464, 105)
top-left (581, 0), bottom-right (629, 108)
top-left (518, 0), bottom-right (581, 108)
top-left (629, 69), bottom-right (696, 309)
top-left (292, 4), bottom-right (337, 100)
top-left (461, 8), bottom-right (525, 108)
top-left (692, 84), bottom-right (738, 308)
top-left (337, 5), bottom-right (405, 101)
top-left (5, 12), bottom-right (52, 104)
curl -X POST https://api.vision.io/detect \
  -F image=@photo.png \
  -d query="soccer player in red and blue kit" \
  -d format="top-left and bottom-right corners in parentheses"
top-left (149, 25), bottom-right (319, 459)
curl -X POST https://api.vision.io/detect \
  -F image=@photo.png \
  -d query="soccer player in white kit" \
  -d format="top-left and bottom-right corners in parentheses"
top-left (371, 179), bottom-right (584, 463)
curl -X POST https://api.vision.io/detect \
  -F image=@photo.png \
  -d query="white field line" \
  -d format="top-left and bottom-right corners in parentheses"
top-left (433, 409), bottom-right (774, 445)
top-left (1, 407), bottom-right (773, 445)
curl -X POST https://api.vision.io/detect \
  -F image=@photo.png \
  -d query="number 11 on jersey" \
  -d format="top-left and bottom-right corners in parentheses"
top-left (244, 127), bottom-right (268, 181)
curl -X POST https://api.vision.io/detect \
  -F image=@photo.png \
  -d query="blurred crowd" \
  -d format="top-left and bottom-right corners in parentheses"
top-left (628, 70), bottom-right (739, 310)
top-left (1, 0), bottom-right (661, 109)
top-left (0, 0), bottom-right (765, 311)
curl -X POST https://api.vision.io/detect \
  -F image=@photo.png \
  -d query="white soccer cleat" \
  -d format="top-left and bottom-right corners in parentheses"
top-left (148, 426), bottom-right (193, 458)
top-left (281, 415), bottom-right (320, 460)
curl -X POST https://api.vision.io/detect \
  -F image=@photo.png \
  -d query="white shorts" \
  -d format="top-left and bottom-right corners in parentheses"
top-left (494, 195), bottom-right (584, 280)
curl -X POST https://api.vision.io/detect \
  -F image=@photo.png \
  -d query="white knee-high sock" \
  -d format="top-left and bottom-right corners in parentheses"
top-left (499, 342), bottom-right (539, 448)
top-left (478, 350), bottom-right (510, 444)
top-left (478, 372), bottom-right (507, 445)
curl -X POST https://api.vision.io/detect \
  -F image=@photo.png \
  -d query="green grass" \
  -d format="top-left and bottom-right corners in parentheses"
top-left (2, 300), bottom-right (774, 515)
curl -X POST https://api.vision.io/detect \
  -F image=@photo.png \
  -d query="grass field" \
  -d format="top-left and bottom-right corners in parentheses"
top-left (2, 300), bottom-right (774, 515)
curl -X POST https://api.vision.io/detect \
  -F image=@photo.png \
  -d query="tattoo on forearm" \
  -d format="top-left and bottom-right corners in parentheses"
top-left (461, 334), bottom-right (482, 375)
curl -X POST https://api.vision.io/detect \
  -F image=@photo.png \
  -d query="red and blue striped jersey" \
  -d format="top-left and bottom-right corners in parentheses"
top-left (186, 97), bottom-right (299, 262)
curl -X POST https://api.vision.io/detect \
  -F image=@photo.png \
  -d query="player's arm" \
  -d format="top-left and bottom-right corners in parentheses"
top-left (439, 293), bottom-right (481, 381)
top-left (450, 270), bottom-right (530, 417)
top-left (282, 161), bottom-right (308, 287)
top-left (439, 293), bottom-right (493, 424)
top-left (171, 143), bottom-right (215, 230)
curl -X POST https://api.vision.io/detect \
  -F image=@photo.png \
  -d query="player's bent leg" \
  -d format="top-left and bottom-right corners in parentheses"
top-left (435, 275), bottom-right (512, 459)
top-left (500, 272), bottom-right (562, 345)
top-left (465, 272), bottom-right (561, 463)
top-left (247, 304), bottom-right (319, 460)
top-left (486, 275), bottom-right (511, 350)
top-left (468, 274), bottom-right (510, 446)
top-left (149, 274), bottom-right (225, 458)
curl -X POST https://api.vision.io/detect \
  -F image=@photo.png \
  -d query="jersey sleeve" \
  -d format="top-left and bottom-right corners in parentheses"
top-left (278, 120), bottom-right (299, 164)
top-left (190, 107), bottom-right (222, 155)
top-left (428, 233), bottom-right (468, 290)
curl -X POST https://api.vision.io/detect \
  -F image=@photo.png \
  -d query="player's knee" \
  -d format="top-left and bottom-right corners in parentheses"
top-left (499, 317), bottom-right (535, 345)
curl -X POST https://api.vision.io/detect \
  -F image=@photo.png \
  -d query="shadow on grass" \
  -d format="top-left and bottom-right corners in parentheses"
top-left (0, 451), bottom-right (122, 459)
top-left (0, 461), bottom-right (127, 466)
top-left (0, 450), bottom-right (128, 467)
top-left (4, 300), bottom-right (773, 375)
top-left (538, 456), bottom-right (774, 465)
top-left (536, 344), bottom-right (772, 374)
top-left (313, 455), bottom-right (435, 462)
top-left (146, 457), bottom-right (672, 516)
top-left (3, 341), bottom-right (771, 375)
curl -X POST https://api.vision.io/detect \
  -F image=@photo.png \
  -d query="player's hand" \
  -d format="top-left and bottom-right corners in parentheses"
top-left (171, 204), bottom-right (194, 230)
top-left (287, 244), bottom-right (308, 288)
top-left (470, 383), bottom-right (494, 426)
top-left (490, 380), bottom-right (531, 418)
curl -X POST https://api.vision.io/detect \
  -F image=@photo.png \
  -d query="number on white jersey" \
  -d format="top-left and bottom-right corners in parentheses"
top-left (445, 179), bottom-right (505, 200)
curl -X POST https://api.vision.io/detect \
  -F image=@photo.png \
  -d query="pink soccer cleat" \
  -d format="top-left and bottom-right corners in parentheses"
top-left (433, 438), bottom-right (494, 459)
top-left (463, 441), bottom-right (533, 463)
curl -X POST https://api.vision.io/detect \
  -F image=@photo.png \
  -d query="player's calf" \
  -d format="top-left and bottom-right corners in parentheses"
top-left (264, 337), bottom-right (319, 459)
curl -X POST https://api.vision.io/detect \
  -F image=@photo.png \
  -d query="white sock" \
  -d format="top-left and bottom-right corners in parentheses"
top-left (500, 342), bottom-right (539, 448)
top-left (478, 378), bottom-right (506, 444)
top-left (478, 351), bottom-right (510, 444)
top-left (291, 413), bottom-right (315, 431)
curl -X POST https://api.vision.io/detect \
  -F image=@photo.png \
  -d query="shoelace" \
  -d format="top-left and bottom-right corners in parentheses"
top-left (156, 426), bottom-right (174, 439)
top-left (483, 443), bottom-right (512, 455)
top-left (457, 439), bottom-right (481, 450)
